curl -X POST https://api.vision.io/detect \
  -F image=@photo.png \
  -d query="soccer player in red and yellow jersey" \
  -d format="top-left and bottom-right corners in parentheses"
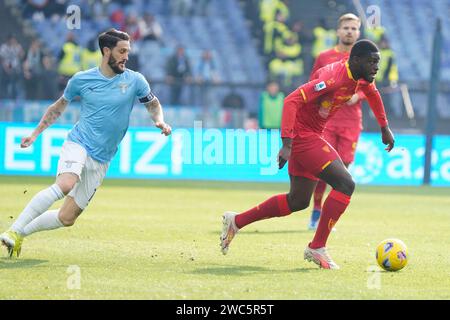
top-left (308, 13), bottom-right (365, 230)
top-left (220, 40), bottom-right (394, 269)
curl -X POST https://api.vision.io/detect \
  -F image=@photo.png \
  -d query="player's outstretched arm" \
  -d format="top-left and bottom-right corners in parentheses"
top-left (144, 97), bottom-right (172, 136)
top-left (381, 125), bottom-right (395, 152)
top-left (278, 88), bottom-right (305, 169)
top-left (359, 82), bottom-right (394, 152)
top-left (21, 96), bottom-right (69, 148)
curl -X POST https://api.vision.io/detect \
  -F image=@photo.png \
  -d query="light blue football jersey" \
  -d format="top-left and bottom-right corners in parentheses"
top-left (63, 67), bottom-right (153, 163)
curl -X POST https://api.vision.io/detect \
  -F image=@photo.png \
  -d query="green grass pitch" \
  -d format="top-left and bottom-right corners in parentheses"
top-left (0, 176), bottom-right (449, 299)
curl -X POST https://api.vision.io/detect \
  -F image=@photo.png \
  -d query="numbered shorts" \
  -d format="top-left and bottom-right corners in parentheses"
top-left (57, 141), bottom-right (109, 210)
top-left (323, 126), bottom-right (361, 164)
top-left (288, 133), bottom-right (340, 181)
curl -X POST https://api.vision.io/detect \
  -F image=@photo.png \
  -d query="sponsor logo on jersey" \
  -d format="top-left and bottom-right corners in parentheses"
top-left (314, 81), bottom-right (327, 92)
top-left (118, 83), bottom-right (129, 94)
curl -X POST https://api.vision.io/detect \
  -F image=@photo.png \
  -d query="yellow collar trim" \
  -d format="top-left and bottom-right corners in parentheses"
top-left (345, 61), bottom-right (356, 81)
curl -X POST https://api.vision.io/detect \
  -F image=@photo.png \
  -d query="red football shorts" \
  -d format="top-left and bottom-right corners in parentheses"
top-left (322, 126), bottom-right (361, 164)
top-left (288, 133), bottom-right (340, 181)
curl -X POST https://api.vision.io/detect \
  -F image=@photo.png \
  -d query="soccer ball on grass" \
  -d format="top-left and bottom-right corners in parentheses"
top-left (375, 238), bottom-right (408, 271)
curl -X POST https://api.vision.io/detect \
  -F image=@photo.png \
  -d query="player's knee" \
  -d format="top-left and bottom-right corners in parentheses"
top-left (59, 215), bottom-right (77, 227)
top-left (287, 194), bottom-right (310, 212)
top-left (335, 176), bottom-right (355, 196)
top-left (56, 177), bottom-right (78, 195)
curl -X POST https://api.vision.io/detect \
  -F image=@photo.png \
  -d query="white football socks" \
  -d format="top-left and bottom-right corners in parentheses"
top-left (22, 209), bottom-right (64, 236)
top-left (11, 184), bottom-right (64, 235)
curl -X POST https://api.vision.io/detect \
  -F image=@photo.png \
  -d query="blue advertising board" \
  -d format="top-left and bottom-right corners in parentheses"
top-left (0, 122), bottom-right (449, 186)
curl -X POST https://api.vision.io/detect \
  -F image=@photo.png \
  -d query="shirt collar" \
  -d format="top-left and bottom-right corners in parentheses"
top-left (345, 61), bottom-right (356, 81)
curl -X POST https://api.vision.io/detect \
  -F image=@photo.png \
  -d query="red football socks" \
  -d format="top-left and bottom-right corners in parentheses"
top-left (310, 190), bottom-right (351, 249)
top-left (313, 180), bottom-right (327, 211)
top-left (235, 194), bottom-right (291, 229)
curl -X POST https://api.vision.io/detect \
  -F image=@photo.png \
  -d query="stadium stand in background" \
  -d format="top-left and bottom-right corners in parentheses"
top-left (0, 0), bottom-right (449, 133)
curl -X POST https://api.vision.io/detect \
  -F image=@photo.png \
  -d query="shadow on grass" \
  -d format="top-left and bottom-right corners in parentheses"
top-left (210, 229), bottom-right (312, 236)
top-left (190, 264), bottom-right (316, 276)
top-left (0, 258), bottom-right (48, 269)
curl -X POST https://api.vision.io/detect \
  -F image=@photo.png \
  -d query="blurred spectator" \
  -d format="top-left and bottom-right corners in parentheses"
top-left (376, 36), bottom-right (398, 86)
top-left (24, 0), bottom-right (66, 19)
top-left (58, 32), bottom-right (82, 90)
top-left (110, 7), bottom-right (126, 29)
top-left (81, 38), bottom-right (102, 71)
top-left (122, 14), bottom-right (141, 41)
top-left (260, 0), bottom-right (289, 24)
top-left (269, 33), bottom-right (304, 89)
top-left (23, 38), bottom-right (43, 100)
top-left (196, 50), bottom-right (220, 83)
top-left (196, 49), bottom-right (220, 107)
top-left (222, 90), bottom-right (245, 110)
top-left (44, 0), bottom-right (67, 18)
top-left (40, 55), bottom-right (59, 100)
top-left (258, 81), bottom-right (284, 129)
top-left (263, 10), bottom-right (289, 56)
top-left (165, 46), bottom-right (192, 105)
top-left (376, 36), bottom-right (399, 117)
top-left (23, 0), bottom-right (49, 19)
top-left (311, 18), bottom-right (337, 58)
top-left (138, 13), bottom-right (163, 42)
top-left (364, 25), bottom-right (386, 44)
top-left (0, 34), bottom-right (25, 99)
top-left (171, 0), bottom-right (193, 16)
top-left (291, 20), bottom-right (314, 74)
top-left (221, 90), bottom-right (246, 128)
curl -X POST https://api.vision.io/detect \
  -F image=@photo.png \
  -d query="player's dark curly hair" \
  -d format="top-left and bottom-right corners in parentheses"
top-left (98, 29), bottom-right (130, 55)
top-left (350, 39), bottom-right (379, 58)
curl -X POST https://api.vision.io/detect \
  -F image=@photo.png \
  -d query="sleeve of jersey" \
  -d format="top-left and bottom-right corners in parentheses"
top-left (281, 74), bottom-right (335, 138)
top-left (357, 90), bottom-right (366, 101)
top-left (136, 72), bottom-right (156, 103)
top-left (280, 89), bottom-right (302, 138)
top-left (359, 82), bottom-right (388, 127)
top-left (62, 74), bottom-right (80, 102)
top-left (310, 56), bottom-right (322, 79)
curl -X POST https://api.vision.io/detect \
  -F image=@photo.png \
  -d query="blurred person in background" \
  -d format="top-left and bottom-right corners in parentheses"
top-left (259, 81), bottom-right (285, 129)
top-left (138, 13), bottom-right (164, 43)
top-left (58, 32), bottom-right (82, 91)
top-left (40, 55), bottom-right (59, 100)
top-left (196, 49), bottom-right (220, 107)
top-left (165, 46), bottom-right (192, 105)
top-left (0, 34), bottom-right (25, 99)
top-left (311, 18), bottom-right (337, 59)
top-left (23, 38), bottom-right (44, 100)
top-left (81, 38), bottom-right (102, 71)
top-left (122, 13), bottom-right (141, 42)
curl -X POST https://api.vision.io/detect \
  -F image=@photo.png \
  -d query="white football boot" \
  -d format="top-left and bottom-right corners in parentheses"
top-left (220, 211), bottom-right (239, 255)
top-left (304, 246), bottom-right (340, 269)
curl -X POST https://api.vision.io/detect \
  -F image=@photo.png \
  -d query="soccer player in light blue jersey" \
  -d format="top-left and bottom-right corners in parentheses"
top-left (1, 29), bottom-right (172, 258)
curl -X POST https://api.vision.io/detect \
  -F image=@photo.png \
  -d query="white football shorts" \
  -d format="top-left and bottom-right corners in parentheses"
top-left (57, 141), bottom-right (109, 209)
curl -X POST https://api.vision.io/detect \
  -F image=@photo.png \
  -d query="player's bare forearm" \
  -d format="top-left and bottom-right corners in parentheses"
top-left (20, 97), bottom-right (68, 148)
top-left (145, 97), bottom-right (172, 136)
top-left (282, 137), bottom-right (292, 148)
top-left (33, 97), bottom-right (68, 137)
top-left (145, 97), bottom-right (164, 124)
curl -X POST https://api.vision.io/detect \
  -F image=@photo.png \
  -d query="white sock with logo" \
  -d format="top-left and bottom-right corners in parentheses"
top-left (22, 209), bottom-right (64, 236)
top-left (11, 184), bottom-right (64, 235)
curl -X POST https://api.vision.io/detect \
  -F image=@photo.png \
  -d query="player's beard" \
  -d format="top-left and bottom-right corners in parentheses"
top-left (108, 55), bottom-right (125, 74)
top-left (342, 38), bottom-right (355, 46)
